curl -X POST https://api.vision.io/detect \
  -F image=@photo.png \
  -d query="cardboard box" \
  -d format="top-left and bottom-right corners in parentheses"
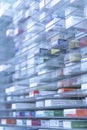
top-left (45, 99), bottom-right (82, 107)
top-left (63, 120), bottom-right (87, 128)
top-left (41, 120), bottom-right (50, 126)
top-left (25, 111), bottom-right (35, 117)
top-left (36, 101), bottom-right (45, 107)
top-left (16, 119), bottom-right (27, 125)
top-left (51, 39), bottom-right (67, 50)
top-left (51, 49), bottom-right (60, 55)
top-left (29, 90), bottom-right (39, 97)
top-left (16, 119), bottom-right (22, 125)
top-left (26, 120), bottom-right (32, 126)
top-left (81, 83), bottom-right (87, 90)
top-left (50, 120), bottom-right (63, 127)
top-left (12, 103), bottom-right (35, 109)
top-left (16, 112), bottom-right (25, 117)
top-left (66, 16), bottom-right (83, 29)
top-left (46, 18), bottom-right (65, 32)
top-left (64, 52), bottom-right (81, 64)
top-left (54, 110), bottom-right (63, 116)
top-left (1, 119), bottom-right (16, 125)
top-left (58, 88), bottom-right (77, 93)
top-left (69, 40), bottom-right (80, 49)
top-left (64, 109), bottom-right (87, 117)
top-left (32, 120), bottom-right (41, 126)
top-left (35, 111), bottom-right (54, 117)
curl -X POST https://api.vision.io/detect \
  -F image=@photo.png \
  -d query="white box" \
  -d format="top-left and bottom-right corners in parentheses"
top-left (30, 82), bottom-right (37, 88)
top-left (5, 85), bottom-right (25, 94)
top-left (12, 103), bottom-right (35, 109)
top-left (41, 120), bottom-right (50, 126)
top-left (64, 109), bottom-right (76, 116)
top-left (40, 12), bottom-right (47, 21)
top-left (5, 88), bottom-right (10, 93)
top-left (36, 111), bottom-right (46, 117)
top-left (16, 120), bottom-right (22, 125)
top-left (1, 119), bottom-right (6, 124)
top-left (50, 120), bottom-right (60, 127)
top-left (46, 18), bottom-right (65, 32)
top-left (45, 99), bottom-right (82, 107)
top-left (7, 96), bottom-right (12, 101)
top-left (63, 121), bottom-right (71, 128)
top-left (81, 74), bottom-right (87, 83)
top-left (26, 120), bottom-right (32, 126)
top-left (81, 83), bottom-right (87, 90)
top-left (36, 101), bottom-right (45, 107)
top-left (81, 61), bottom-right (87, 71)
top-left (66, 16), bottom-right (83, 29)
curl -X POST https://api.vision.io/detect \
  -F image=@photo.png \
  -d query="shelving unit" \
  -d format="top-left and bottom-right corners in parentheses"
top-left (1, 0), bottom-right (87, 130)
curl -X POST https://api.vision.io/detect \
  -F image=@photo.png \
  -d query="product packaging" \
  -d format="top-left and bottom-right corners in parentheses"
top-left (1, 119), bottom-right (16, 125)
top-left (32, 120), bottom-right (41, 126)
top-left (64, 52), bottom-right (82, 64)
top-left (63, 120), bottom-right (87, 128)
top-left (66, 16), bottom-right (83, 29)
top-left (41, 120), bottom-right (50, 126)
top-left (69, 40), bottom-right (80, 49)
top-left (64, 109), bottom-right (87, 117)
top-left (58, 88), bottom-right (77, 93)
top-left (12, 103), bottom-right (35, 109)
top-left (36, 101), bottom-right (45, 107)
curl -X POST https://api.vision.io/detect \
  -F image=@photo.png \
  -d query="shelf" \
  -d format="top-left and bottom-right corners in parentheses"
top-left (0, 124), bottom-right (86, 130)
top-left (4, 89), bottom-right (87, 103)
top-left (1, 0), bottom-right (87, 129)
top-left (1, 105), bottom-right (87, 112)
top-left (0, 116), bottom-right (87, 120)
top-left (13, 59), bottom-right (87, 82)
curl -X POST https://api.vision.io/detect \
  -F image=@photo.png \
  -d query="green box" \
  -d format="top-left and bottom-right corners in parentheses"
top-left (45, 111), bottom-right (54, 116)
top-left (54, 110), bottom-right (63, 116)
top-left (71, 121), bottom-right (87, 128)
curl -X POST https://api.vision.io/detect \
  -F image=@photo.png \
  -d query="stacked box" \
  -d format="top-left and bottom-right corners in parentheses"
top-left (16, 119), bottom-right (27, 125)
top-left (64, 109), bottom-right (87, 117)
top-left (35, 111), bottom-right (54, 117)
top-left (63, 120), bottom-right (87, 128)
top-left (35, 110), bottom-right (63, 117)
top-left (12, 103), bottom-right (35, 109)
top-left (50, 120), bottom-right (63, 127)
top-left (58, 88), bottom-right (77, 93)
top-left (45, 99), bottom-right (83, 107)
top-left (36, 101), bottom-right (45, 107)
top-left (1, 119), bottom-right (16, 125)
top-left (69, 40), bottom-right (80, 49)
top-left (64, 52), bottom-right (82, 64)
top-left (41, 120), bottom-right (50, 127)
top-left (32, 120), bottom-right (41, 126)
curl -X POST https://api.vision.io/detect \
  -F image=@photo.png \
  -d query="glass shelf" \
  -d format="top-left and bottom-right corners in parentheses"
top-left (3, 89), bottom-right (87, 103)
top-left (2, 0), bottom-right (87, 129)
top-left (0, 124), bottom-right (86, 130)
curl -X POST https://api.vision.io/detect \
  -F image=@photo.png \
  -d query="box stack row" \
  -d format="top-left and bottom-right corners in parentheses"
top-left (2, 0), bottom-right (87, 129)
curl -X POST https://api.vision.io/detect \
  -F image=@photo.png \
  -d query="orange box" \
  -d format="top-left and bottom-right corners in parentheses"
top-left (1, 119), bottom-right (16, 124)
top-left (6, 119), bottom-right (16, 124)
top-left (58, 88), bottom-right (77, 93)
top-left (64, 109), bottom-right (87, 117)
top-left (76, 109), bottom-right (87, 117)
